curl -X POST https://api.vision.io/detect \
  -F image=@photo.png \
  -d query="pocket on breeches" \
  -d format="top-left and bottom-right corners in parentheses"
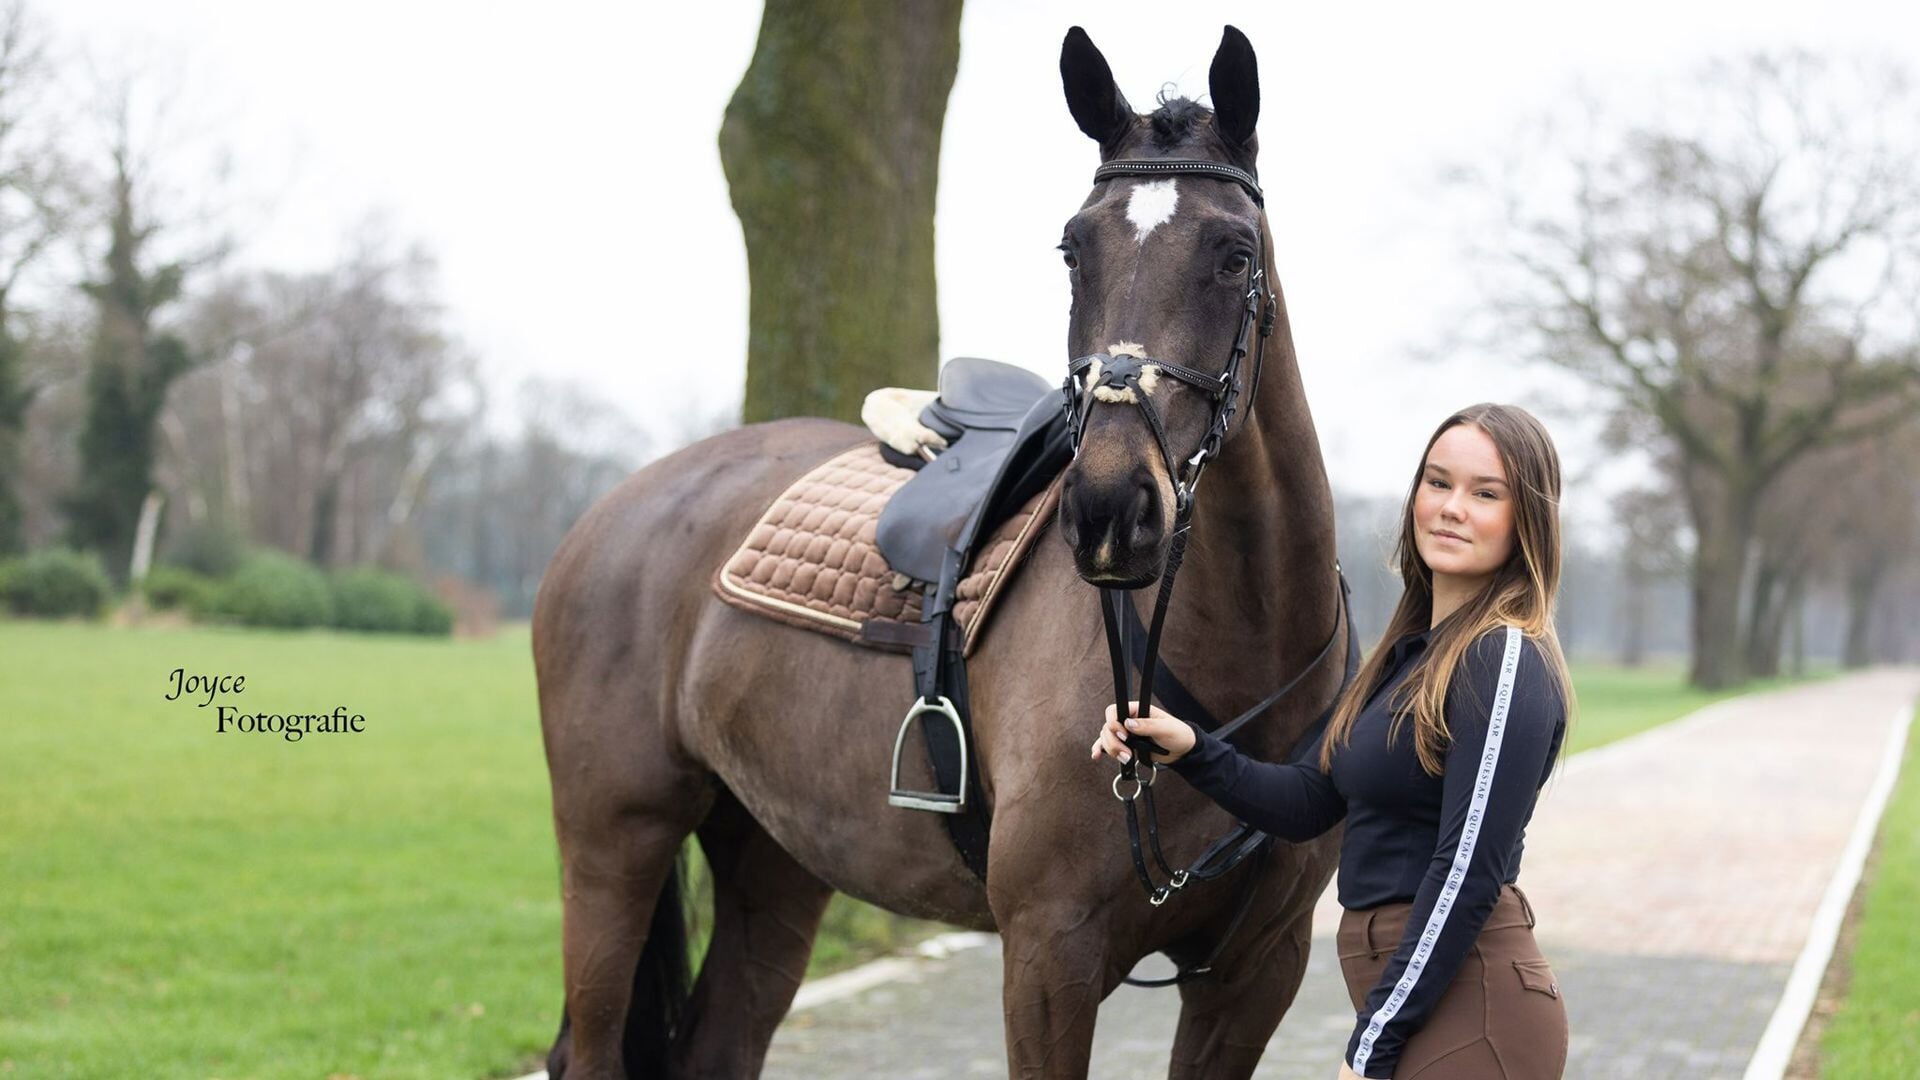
top-left (1512, 957), bottom-right (1558, 999)
top-left (1337, 952), bottom-right (1386, 1013)
top-left (1493, 956), bottom-right (1568, 1078)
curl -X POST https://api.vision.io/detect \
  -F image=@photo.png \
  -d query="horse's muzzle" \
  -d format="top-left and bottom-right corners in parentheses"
top-left (1059, 470), bottom-right (1172, 587)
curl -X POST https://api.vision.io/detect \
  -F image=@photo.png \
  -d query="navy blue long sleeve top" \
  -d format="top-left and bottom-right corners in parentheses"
top-left (1165, 621), bottom-right (1567, 1079)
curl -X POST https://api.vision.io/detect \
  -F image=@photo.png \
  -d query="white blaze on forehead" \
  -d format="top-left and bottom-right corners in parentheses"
top-left (1125, 180), bottom-right (1179, 243)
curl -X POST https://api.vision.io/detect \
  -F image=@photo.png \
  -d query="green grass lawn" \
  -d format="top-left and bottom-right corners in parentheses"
top-left (0, 620), bottom-right (1826, 1078)
top-left (0, 620), bottom-right (561, 1079)
top-left (1818, 704), bottom-right (1920, 1076)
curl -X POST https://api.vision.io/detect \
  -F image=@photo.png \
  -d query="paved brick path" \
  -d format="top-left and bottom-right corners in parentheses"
top-left (759, 668), bottom-right (1920, 1079)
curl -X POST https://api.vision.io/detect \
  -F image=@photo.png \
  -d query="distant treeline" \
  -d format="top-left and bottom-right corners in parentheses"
top-left (0, 0), bottom-right (682, 624)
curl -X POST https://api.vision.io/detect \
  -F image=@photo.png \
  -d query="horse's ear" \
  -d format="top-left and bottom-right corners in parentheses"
top-left (1209, 25), bottom-right (1260, 146)
top-left (1060, 26), bottom-right (1134, 147)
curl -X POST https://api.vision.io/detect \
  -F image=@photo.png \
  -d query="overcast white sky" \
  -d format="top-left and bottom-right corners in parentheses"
top-left (44, 0), bottom-right (1920, 538)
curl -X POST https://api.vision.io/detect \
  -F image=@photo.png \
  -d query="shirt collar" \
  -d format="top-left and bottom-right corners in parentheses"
top-left (1386, 609), bottom-right (1461, 668)
top-left (1384, 624), bottom-right (1435, 669)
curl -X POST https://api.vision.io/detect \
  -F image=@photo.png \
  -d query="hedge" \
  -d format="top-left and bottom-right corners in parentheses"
top-left (332, 568), bottom-right (452, 636)
top-left (0, 548), bottom-right (113, 618)
top-left (205, 553), bottom-right (334, 629)
top-left (141, 566), bottom-right (217, 614)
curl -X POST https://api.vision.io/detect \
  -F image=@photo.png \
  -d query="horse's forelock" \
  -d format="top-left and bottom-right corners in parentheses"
top-left (1147, 95), bottom-right (1210, 150)
top-left (1112, 95), bottom-right (1255, 173)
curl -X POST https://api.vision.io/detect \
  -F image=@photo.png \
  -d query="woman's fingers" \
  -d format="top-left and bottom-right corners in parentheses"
top-left (1121, 712), bottom-right (1171, 741)
top-left (1091, 723), bottom-right (1136, 763)
top-left (1106, 700), bottom-right (1175, 723)
top-left (1094, 702), bottom-right (1187, 765)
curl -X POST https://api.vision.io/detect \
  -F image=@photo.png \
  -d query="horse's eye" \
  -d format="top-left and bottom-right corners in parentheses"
top-left (1061, 249), bottom-right (1079, 271)
top-left (1222, 253), bottom-right (1251, 275)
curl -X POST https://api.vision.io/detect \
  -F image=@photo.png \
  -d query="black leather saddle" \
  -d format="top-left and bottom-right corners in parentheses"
top-left (876, 357), bottom-right (1071, 584)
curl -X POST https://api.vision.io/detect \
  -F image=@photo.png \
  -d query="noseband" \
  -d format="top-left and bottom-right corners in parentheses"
top-left (1060, 158), bottom-right (1277, 515)
top-left (1064, 158), bottom-right (1357, 987)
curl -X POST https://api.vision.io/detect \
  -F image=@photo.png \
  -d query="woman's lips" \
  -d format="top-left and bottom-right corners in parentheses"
top-left (1433, 531), bottom-right (1468, 543)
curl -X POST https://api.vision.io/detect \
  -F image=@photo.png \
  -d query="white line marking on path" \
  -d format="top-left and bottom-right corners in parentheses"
top-left (1741, 697), bottom-right (1915, 1080)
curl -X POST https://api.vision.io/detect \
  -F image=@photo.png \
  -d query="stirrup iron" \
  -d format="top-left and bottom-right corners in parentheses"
top-left (888, 696), bottom-right (968, 813)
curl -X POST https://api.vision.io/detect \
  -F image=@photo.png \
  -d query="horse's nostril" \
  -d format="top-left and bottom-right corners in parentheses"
top-left (1127, 483), bottom-right (1157, 545)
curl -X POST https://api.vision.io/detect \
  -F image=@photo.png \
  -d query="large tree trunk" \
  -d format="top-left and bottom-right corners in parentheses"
top-left (0, 319), bottom-right (27, 556)
top-left (1742, 555), bottom-right (1780, 676)
top-left (1842, 557), bottom-right (1886, 669)
top-left (1685, 465), bottom-right (1754, 690)
top-left (721, 0), bottom-right (964, 425)
top-left (310, 475), bottom-right (340, 567)
top-left (1748, 565), bottom-right (1805, 678)
top-left (1618, 563), bottom-right (1649, 667)
top-left (1787, 581), bottom-right (1807, 678)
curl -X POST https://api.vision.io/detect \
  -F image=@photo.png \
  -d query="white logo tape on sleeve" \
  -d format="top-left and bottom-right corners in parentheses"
top-left (1350, 625), bottom-right (1524, 1077)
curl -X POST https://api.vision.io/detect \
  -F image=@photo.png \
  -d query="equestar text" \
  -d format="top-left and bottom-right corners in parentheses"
top-left (165, 667), bottom-right (366, 742)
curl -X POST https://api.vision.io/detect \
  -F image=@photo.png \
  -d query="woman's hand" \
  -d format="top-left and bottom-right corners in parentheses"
top-left (1091, 701), bottom-right (1196, 766)
top-left (1337, 1061), bottom-right (1363, 1080)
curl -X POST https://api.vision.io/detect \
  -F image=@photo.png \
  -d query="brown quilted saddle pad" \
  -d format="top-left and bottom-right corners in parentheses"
top-left (713, 442), bottom-right (1059, 655)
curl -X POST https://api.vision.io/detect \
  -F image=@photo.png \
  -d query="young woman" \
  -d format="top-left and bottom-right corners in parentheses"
top-left (1093, 403), bottom-right (1575, 1079)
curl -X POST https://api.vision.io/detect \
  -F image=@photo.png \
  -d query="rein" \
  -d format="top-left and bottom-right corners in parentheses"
top-left (1061, 157), bottom-right (1358, 986)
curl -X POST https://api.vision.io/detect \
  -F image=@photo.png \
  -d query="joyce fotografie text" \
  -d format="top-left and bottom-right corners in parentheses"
top-left (167, 668), bottom-right (366, 741)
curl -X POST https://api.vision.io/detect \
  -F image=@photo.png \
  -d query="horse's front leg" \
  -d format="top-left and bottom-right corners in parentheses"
top-left (1166, 906), bottom-right (1316, 1079)
top-left (995, 893), bottom-right (1123, 1079)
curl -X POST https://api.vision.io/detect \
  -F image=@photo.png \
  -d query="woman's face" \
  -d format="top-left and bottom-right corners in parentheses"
top-left (1412, 423), bottom-right (1517, 584)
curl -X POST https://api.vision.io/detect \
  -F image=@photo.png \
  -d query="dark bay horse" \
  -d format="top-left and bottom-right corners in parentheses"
top-left (535, 25), bottom-right (1349, 1079)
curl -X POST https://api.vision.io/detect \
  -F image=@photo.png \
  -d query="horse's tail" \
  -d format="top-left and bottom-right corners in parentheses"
top-left (546, 845), bottom-right (694, 1079)
top-left (625, 846), bottom-right (693, 1075)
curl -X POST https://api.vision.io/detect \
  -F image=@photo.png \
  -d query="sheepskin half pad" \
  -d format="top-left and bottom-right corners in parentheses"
top-left (713, 442), bottom-right (1058, 655)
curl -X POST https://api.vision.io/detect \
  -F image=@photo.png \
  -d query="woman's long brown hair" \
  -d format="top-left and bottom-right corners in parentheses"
top-left (1318, 403), bottom-right (1577, 776)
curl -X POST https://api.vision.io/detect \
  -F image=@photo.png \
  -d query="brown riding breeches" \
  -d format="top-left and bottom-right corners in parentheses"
top-left (1337, 884), bottom-right (1569, 1079)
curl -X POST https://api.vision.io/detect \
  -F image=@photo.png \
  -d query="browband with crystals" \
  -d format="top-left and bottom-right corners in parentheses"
top-left (1091, 158), bottom-right (1264, 206)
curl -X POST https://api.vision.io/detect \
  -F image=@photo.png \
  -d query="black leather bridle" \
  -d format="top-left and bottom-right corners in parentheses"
top-left (1062, 158), bottom-right (1356, 987)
